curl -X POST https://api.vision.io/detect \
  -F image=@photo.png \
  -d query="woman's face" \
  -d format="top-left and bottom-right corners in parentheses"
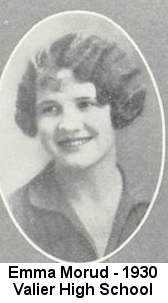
top-left (36, 69), bottom-right (116, 171)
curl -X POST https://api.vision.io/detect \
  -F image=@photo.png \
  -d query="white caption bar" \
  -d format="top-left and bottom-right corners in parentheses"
top-left (0, 263), bottom-right (167, 302)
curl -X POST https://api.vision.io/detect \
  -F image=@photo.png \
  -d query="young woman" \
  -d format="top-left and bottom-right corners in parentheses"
top-left (10, 34), bottom-right (147, 262)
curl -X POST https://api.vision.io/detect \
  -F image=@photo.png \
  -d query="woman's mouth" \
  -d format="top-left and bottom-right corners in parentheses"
top-left (58, 137), bottom-right (92, 148)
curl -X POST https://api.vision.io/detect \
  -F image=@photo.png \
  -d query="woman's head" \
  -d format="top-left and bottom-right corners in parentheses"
top-left (15, 33), bottom-right (146, 137)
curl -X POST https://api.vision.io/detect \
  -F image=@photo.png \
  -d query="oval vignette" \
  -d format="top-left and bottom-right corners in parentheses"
top-left (0, 11), bottom-right (165, 263)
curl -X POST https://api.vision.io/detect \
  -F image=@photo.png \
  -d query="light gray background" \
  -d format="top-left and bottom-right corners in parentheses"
top-left (0, 0), bottom-right (167, 262)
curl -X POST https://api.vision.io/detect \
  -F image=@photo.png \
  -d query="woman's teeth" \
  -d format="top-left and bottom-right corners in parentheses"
top-left (59, 137), bottom-right (91, 147)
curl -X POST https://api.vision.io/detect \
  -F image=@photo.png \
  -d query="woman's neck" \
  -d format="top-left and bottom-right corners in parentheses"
top-left (53, 153), bottom-right (123, 258)
top-left (53, 153), bottom-right (122, 208)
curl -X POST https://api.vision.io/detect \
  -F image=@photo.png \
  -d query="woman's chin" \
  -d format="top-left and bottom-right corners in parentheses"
top-left (52, 155), bottom-right (98, 172)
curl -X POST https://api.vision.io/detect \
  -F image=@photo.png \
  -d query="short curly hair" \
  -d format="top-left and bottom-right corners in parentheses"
top-left (15, 34), bottom-right (146, 137)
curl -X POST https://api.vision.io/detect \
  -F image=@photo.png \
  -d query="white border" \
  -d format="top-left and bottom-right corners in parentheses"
top-left (0, 10), bottom-right (166, 263)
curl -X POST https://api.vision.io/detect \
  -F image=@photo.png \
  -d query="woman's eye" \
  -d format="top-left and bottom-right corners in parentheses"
top-left (41, 105), bottom-right (60, 115)
top-left (78, 101), bottom-right (94, 109)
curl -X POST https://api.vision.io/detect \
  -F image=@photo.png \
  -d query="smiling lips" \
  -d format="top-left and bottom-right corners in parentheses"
top-left (58, 136), bottom-right (92, 148)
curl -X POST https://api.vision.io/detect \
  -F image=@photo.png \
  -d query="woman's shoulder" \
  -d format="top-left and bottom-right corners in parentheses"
top-left (118, 200), bottom-right (149, 246)
top-left (129, 201), bottom-right (149, 222)
top-left (9, 163), bottom-right (53, 209)
top-left (7, 183), bottom-right (30, 228)
top-left (9, 183), bottom-right (29, 211)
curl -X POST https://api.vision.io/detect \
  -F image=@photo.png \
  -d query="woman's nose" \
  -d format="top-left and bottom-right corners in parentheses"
top-left (58, 108), bottom-right (83, 132)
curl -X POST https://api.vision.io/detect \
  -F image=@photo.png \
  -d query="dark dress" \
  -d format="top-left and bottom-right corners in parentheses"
top-left (9, 162), bottom-right (148, 262)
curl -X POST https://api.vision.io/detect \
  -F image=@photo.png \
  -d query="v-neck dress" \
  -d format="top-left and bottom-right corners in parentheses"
top-left (9, 163), bottom-right (148, 262)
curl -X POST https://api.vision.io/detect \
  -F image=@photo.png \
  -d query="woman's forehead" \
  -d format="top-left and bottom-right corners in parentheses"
top-left (37, 68), bottom-right (96, 101)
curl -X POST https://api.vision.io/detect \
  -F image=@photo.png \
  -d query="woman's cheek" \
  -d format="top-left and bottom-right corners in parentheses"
top-left (37, 116), bottom-right (58, 136)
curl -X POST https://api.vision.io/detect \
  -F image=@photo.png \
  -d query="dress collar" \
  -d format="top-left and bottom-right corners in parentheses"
top-left (28, 162), bottom-right (135, 258)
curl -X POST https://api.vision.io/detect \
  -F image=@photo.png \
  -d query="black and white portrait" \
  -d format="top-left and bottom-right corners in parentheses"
top-left (0, 12), bottom-right (164, 262)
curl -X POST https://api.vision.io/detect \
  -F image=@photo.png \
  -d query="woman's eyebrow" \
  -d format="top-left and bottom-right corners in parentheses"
top-left (75, 96), bottom-right (96, 101)
top-left (37, 99), bottom-right (59, 108)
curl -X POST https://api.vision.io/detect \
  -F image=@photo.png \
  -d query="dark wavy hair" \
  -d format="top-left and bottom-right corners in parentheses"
top-left (15, 34), bottom-right (146, 137)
